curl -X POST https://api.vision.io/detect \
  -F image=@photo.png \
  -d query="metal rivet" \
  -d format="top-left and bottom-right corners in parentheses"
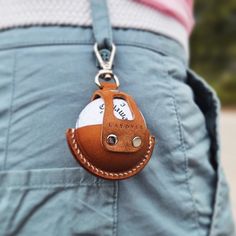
top-left (132, 136), bottom-right (142, 147)
top-left (107, 134), bottom-right (118, 145)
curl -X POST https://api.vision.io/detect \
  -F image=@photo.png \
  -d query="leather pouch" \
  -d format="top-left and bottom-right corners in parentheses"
top-left (66, 82), bottom-right (155, 180)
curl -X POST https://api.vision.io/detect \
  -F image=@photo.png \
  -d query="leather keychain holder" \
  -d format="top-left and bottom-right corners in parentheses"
top-left (66, 81), bottom-right (155, 180)
top-left (66, 43), bottom-right (155, 180)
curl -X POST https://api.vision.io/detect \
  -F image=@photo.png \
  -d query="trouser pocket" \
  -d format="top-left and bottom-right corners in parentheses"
top-left (186, 69), bottom-right (235, 236)
top-left (0, 167), bottom-right (117, 236)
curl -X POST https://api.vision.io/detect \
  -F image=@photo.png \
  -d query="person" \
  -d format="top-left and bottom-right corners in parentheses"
top-left (0, 0), bottom-right (234, 235)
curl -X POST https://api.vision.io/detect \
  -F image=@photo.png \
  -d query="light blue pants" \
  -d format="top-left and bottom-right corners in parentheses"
top-left (0, 23), bottom-right (234, 236)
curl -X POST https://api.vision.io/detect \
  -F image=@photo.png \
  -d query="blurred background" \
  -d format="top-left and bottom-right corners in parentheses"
top-left (191, 0), bottom-right (236, 221)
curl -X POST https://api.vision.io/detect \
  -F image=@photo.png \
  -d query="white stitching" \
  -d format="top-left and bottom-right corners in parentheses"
top-left (69, 129), bottom-right (154, 178)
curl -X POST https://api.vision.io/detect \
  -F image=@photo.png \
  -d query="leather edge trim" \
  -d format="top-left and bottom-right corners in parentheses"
top-left (66, 128), bottom-right (155, 180)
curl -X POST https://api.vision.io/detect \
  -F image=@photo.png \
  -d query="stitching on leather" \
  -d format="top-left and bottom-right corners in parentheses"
top-left (69, 128), bottom-right (153, 178)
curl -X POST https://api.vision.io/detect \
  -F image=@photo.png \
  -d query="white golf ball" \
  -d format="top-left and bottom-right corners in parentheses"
top-left (76, 98), bottom-right (134, 128)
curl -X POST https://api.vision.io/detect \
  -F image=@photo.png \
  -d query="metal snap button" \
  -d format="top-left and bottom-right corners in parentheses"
top-left (107, 134), bottom-right (118, 145)
top-left (132, 136), bottom-right (142, 147)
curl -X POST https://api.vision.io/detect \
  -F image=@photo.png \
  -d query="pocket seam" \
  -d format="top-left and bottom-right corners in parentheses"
top-left (165, 67), bottom-right (201, 235)
top-left (0, 167), bottom-right (113, 189)
top-left (3, 50), bottom-right (17, 171)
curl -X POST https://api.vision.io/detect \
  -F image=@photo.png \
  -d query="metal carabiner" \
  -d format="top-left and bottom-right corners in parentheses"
top-left (93, 43), bottom-right (120, 88)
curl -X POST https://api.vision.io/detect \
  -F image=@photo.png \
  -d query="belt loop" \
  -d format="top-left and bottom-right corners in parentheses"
top-left (89, 0), bottom-right (113, 50)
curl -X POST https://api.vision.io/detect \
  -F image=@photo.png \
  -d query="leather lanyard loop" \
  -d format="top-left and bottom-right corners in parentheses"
top-left (90, 0), bottom-right (113, 50)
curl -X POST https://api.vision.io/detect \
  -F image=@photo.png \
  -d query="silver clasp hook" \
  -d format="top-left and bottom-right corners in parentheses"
top-left (94, 43), bottom-right (120, 88)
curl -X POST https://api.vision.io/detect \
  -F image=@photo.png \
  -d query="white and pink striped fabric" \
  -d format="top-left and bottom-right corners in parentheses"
top-left (0, 0), bottom-right (195, 56)
top-left (136, 0), bottom-right (194, 34)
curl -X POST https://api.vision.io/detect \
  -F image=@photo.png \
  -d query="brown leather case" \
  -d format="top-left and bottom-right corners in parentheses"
top-left (66, 82), bottom-right (155, 180)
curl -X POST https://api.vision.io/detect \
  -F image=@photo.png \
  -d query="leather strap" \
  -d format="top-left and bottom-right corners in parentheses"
top-left (91, 82), bottom-right (148, 153)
